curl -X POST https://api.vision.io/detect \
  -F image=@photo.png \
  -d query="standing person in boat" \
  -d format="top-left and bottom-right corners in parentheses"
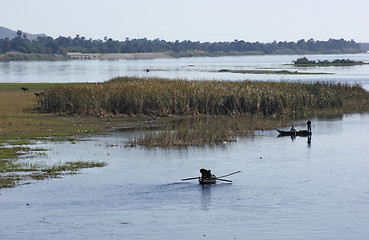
top-left (290, 125), bottom-right (296, 132)
top-left (200, 169), bottom-right (212, 180)
top-left (307, 120), bottom-right (312, 132)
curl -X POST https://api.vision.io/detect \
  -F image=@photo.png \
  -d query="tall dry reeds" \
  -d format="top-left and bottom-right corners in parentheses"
top-left (39, 77), bottom-right (369, 117)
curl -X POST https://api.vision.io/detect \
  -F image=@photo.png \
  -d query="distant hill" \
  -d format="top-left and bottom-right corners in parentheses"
top-left (359, 43), bottom-right (369, 52)
top-left (0, 26), bottom-right (47, 40)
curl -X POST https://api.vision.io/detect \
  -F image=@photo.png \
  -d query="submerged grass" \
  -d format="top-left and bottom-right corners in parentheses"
top-left (0, 160), bottom-right (107, 188)
top-left (128, 115), bottom-right (286, 147)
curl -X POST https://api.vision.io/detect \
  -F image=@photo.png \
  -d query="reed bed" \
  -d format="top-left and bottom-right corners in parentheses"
top-left (37, 77), bottom-right (369, 147)
top-left (128, 115), bottom-right (285, 147)
top-left (39, 77), bottom-right (369, 118)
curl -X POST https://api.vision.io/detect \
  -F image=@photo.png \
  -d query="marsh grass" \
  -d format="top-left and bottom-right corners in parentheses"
top-left (40, 77), bottom-right (369, 118)
top-left (0, 160), bottom-right (107, 188)
top-left (38, 77), bottom-right (369, 147)
top-left (128, 114), bottom-right (286, 147)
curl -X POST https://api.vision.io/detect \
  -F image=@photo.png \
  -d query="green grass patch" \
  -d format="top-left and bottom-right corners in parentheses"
top-left (0, 160), bottom-right (107, 188)
top-left (0, 146), bottom-right (31, 159)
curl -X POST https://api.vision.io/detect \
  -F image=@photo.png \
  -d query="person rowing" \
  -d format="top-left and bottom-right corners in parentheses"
top-left (200, 168), bottom-right (213, 180)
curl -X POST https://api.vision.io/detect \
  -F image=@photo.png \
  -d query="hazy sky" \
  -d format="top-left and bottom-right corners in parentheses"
top-left (1, 0), bottom-right (368, 43)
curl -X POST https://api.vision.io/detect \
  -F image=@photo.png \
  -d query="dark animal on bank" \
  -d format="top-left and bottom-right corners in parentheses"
top-left (34, 92), bottom-right (44, 97)
top-left (21, 87), bottom-right (29, 92)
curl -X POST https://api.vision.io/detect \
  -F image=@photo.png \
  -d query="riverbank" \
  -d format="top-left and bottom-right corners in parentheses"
top-left (1, 50), bottom-right (367, 62)
top-left (0, 83), bottom-right (129, 188)
top-left (0, 52), bottom-right (171, 61)
top-left (66, 52), bottom-right (171, 60)
top-left (0, 52), bottom-right (69, 61)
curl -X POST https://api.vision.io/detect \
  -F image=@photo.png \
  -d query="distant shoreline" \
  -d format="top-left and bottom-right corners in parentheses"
top-left (66, 52), bottom-right (171, 60)
top-left (0, 51), bottom-right (172, 61)
top-left (0, 50), bottom-right (367, 62)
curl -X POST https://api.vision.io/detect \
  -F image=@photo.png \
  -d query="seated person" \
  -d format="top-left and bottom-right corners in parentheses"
top-left (200, 168), bottom-right (212, 180)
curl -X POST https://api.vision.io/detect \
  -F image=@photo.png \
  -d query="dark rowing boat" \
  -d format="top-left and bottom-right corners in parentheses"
top-left (182, 170), bottom-right (240, 184)
top-left (198, 177), bottom-right (217, 184)
top-left (276, 129), bottom-right (312, 136)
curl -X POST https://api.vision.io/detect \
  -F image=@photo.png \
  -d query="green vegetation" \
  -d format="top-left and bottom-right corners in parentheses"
top-left (1, 160), bottom-right (106, 188)
top-left (293, 57), bottom-right (368, 66)
top-left (218, 69), bottom-right (330, 75)
top-left (38, 77), bottom-right (369, 147)
top-left (0, 83), bottom-right (114, 188)
top-left (39, 77), bottom-right (369, 118)
top-left (127, 115), bottom-right (286, 147)
top-left (2, 78), bottom-right (369, 186)
top-left (0, 32), bottom-right (363, 60)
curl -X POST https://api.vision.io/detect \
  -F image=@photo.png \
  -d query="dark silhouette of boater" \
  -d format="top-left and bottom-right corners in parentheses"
top-left (307, 120), bottom-right (312, 132)
top-left (200, 168), bottom-right (212, 180)
top-left (290, 125), bottom-right (296, 132)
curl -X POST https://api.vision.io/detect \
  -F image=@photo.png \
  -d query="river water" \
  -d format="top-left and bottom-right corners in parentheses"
top-left (1, 54), bottom-right (369, 239)
top-left (1, 113), bottom-right (369, 239)
top-left (1, 53), bottom-right (369, 90)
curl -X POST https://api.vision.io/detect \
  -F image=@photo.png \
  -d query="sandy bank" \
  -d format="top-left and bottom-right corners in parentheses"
top-left (66, 52), bottom-right (171, 60)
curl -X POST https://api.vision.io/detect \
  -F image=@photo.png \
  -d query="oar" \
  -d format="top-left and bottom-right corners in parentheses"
top-left (181, 176), bottom-right (199, 181)
top-left (217, 170), bottom-right (241, 179)
top-left (215, 178), bottom-right (232, 183)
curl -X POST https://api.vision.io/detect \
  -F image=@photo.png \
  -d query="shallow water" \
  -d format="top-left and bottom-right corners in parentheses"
top-left (1, 53), bottom-right (369, 90)
top-left (1, 113), bottom-right (369, 239)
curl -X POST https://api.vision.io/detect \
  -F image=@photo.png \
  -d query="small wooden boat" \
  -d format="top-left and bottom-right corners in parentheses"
top-left (276, 129), bottom-right (312, 136)
top-left (198, 177), bottom-right (217, 184)
top-left (182, 170), bottom-right (240, 184)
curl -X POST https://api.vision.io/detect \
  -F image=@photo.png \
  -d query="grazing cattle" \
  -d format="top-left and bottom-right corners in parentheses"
top-left (21, 87), bottom-right (29, 92)
top-left (34, 92), bottom-right (44, 97)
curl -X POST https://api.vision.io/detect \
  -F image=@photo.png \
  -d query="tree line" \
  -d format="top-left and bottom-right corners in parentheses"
top-left (0, 30), bottom-right (363, 56)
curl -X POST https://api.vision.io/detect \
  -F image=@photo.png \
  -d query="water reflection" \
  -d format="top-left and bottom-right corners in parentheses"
top-left (307, 135), bottom-right (312, 146)
top-left (201, 185), bottom-right (212, 210)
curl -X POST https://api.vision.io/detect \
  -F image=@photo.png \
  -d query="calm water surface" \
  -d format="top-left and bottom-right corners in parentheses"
top-left (1, 114), bottom-right (369, 239)
top-left (1, 53), bottom-right (369, 90)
